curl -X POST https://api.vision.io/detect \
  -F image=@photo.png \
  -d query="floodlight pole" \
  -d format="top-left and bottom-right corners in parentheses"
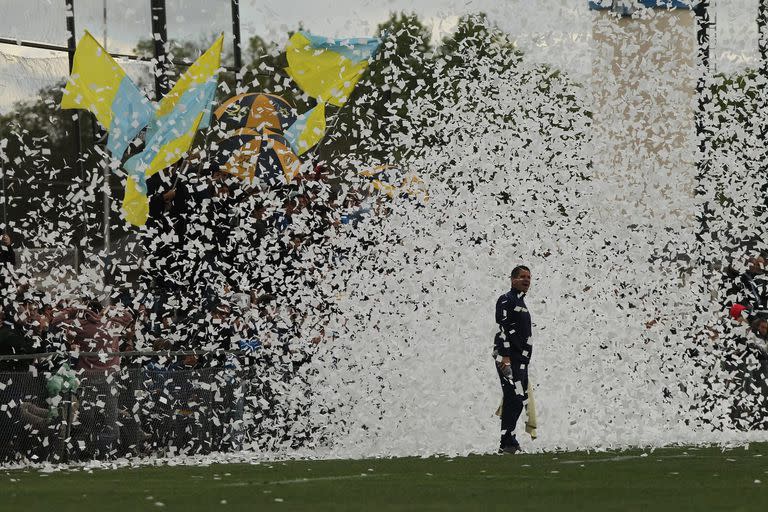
top-left (102, 0), bottom-right (111, 260)
top-left (694, 0), bottom-right (712, 255)
top-left (759, 0), bottom-right (768, 235)
top-left (231, 0), bottom-right (242, 70)
top-left (151, 0), bottom-right (170, 99)
top-left (102, 0), bottom-right (107, 48)
top-left (65, 0), bottom-right (83, 270)
top-left (65, 0), bottom-right (81, 166)
top-left (760, 0), bottom-right (768, 75)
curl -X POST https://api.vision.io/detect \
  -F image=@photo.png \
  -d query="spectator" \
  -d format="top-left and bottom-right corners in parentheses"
top-left (749, 317), bottom-right (768, 351)
top-left (49, 299), bottom-right (133, 456)
top-left (729, 303), bottom-right (750, 325)
top-left (50, 300), bottom-right (132, 372)
top-left (0, 307), bottom-right (37, 372)
top-left (726, 255), bottom-right (768, 315)
top-left (0, 231), bottom-right (15, 308)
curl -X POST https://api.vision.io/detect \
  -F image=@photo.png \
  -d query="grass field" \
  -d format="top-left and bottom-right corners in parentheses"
top-left (2, 444), bottom-right (768, 511)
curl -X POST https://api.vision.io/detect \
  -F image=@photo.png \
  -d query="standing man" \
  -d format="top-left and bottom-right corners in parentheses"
top-left (0, 231), bottom-right (16, 308)
top-left (493, 265), bottom-right (532, 454)
top-left (737, 255), bottom-right (768, 314)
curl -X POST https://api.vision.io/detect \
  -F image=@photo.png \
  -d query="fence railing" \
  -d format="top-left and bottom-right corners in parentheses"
top-left (0, 348), bottom-right (317, 463)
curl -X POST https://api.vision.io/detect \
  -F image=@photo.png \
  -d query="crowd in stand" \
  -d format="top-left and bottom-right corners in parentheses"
top-left (720, 254), bottom-right (768, 429)
top-left (0, 154), bottom-right (392, 460)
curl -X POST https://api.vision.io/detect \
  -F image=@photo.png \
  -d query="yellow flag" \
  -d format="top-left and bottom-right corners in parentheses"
top-left (121, 35), bottom-right (223, 227)
top-left (284, 102), bottom-right (326, 156)
top-left (61, 31), bottom-right (154, 158)
top-left (156, 34), bottom-right (224, 118)
top-left (61, 31), bottom-right (126, 128)
top-left (121, 112), bottom-right (203, 227)
top-left (122, 175), bottom-right (150, 227)
top-left (285, 32), bottom-right (380, 107)
top-left (125, 35), bottom-right (223, 179)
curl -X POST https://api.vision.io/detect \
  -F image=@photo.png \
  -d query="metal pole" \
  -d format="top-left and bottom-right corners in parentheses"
top-left (62, 388), bottom-right (73, 463)
top-left (65, 0), bottom-right (80, 161)
top-left (102, 0), bottom-right (110, 259)
top-left (150, 0), bottom-right (169, 99)
top-left (1, 162), bottom-right (7, 230)
top-left (231, 0), bottom-right (242, 70)
top-left (694, 0), bottom-right (712, 263)
top-left (760, 0), bottom-right (768, 75)
top-left (65, 0), bottom-right (83, 270)
top-left (102, 0), bottom-right (107, 47)
top-left (759, 0), bottom-right (768, 234)
top-left (694, 0), bottom-right (711, 158)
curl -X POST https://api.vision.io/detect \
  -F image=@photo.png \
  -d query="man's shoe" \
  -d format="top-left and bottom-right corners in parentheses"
top-left (498, 444), bottom-right (522, 454)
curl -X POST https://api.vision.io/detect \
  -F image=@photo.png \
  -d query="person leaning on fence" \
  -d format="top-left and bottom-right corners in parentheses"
top-left (493, 265), bottom-right (533, 454)
top-left (50, 299), bottom-right (133, 372)
top-left (49, 299), bottom-right (133, 455)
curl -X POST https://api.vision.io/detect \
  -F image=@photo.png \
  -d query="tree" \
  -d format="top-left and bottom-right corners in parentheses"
top-left (0, 82), bottom-right (103, 247)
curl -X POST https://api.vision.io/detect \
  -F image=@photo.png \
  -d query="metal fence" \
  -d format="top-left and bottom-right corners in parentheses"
top-left (0, 348), bottom-right (317, 463)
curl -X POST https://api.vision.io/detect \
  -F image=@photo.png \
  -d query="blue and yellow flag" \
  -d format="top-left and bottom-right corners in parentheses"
top-left (285, 32), bottom-right (381, 107)
top-left (122, 34), bottom-right (223, 226)
top-left (284, 102), bottom-right (326, 156)
top-left (125, 34), bottom-right (223, 179)
top-left (61, 31), bottom-right (154, 159)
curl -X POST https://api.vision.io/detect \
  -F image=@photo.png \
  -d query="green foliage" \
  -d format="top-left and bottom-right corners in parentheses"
top-left (0, 81), bottom-right (101, 246)
top-left (0, 82), bottom-right (79, 169)
top-left (439, 13), bottom-right (523, 80)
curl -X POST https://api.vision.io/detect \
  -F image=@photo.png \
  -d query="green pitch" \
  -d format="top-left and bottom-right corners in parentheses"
top-left (2, 444), bottom-right (768, 511)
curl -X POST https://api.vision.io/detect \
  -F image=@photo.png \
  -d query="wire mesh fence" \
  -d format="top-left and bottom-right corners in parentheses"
top-left (0, 348), bottom-right (318, 463)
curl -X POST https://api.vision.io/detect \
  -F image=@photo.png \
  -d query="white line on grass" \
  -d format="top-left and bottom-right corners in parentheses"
top-left (220, 474), bottom-right (391, 486)
top-left (559, 454), bottom-right (714, 464)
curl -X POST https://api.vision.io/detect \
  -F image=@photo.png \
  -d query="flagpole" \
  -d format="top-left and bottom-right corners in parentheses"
top-left (102, 0), bottom-right (107, 48)
top-left (306, 106), bottom-right (341, 163)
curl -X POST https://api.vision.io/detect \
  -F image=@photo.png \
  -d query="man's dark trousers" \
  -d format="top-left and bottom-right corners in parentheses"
top-left (496, 361), bottom-right (528, 447)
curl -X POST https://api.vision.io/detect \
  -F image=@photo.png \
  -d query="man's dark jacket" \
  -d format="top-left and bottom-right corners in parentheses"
top-left (494, 289), bottom-right (532, 364)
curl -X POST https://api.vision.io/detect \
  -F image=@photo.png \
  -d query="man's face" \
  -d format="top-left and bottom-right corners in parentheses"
top-left (758, 320), bottom-right (768, 337)
top-left (511, 269), bottom-right (531, 293)
top-left (750, 257), bottom-right (767, 274)
top-left (212, 171), bottom-right (235, 197)
top-left (211, 305), bottom-right (231, 325)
